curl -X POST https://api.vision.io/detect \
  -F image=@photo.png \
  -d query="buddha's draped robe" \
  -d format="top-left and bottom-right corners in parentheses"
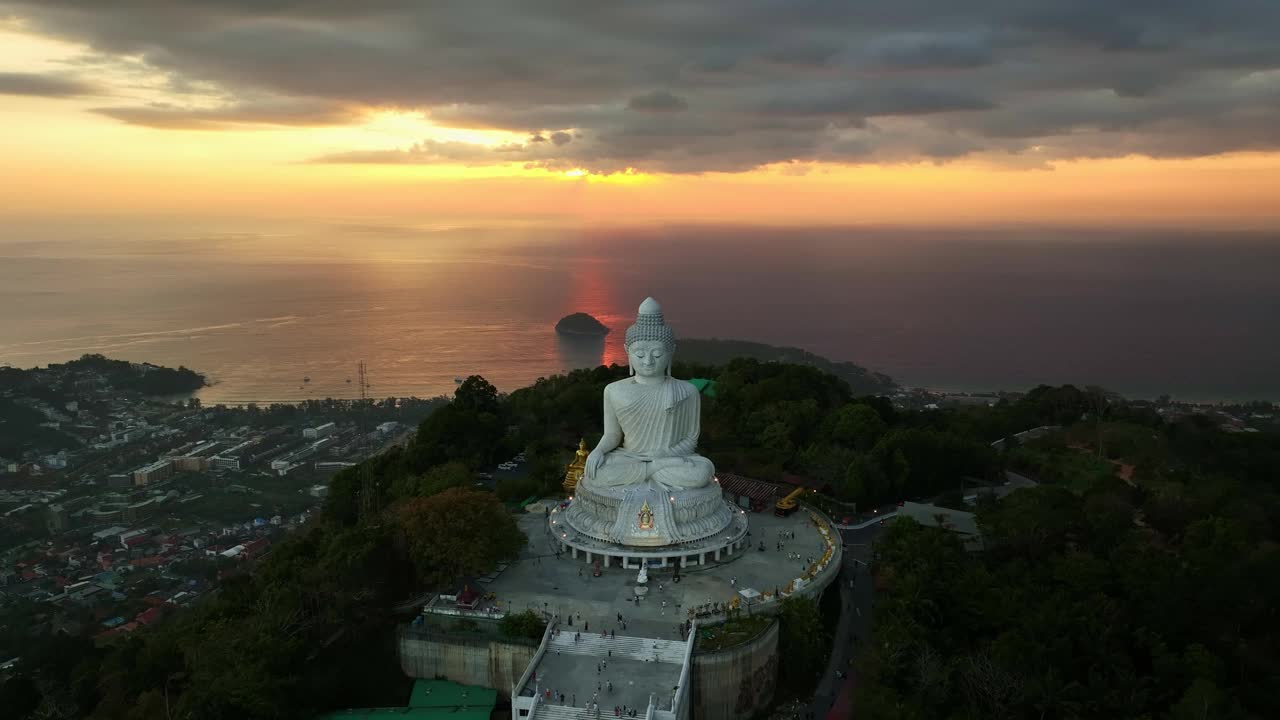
top-left (590, 378), bottom-right (714, 489)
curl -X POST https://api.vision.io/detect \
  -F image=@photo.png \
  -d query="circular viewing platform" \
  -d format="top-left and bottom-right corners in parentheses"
top-left (549, 499), bottom-right (750, 569)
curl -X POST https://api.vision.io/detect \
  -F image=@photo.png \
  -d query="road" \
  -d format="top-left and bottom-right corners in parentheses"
top-left (805, 522), bottom-right (885, 719)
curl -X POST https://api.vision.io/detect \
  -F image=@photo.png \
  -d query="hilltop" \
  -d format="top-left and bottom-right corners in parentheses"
top-left (679, 338), bottom-right (896, 396)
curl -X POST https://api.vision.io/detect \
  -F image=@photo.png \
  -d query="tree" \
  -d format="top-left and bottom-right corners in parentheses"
top-left (393, 461), bottom-right (471, 500)
top-left (498, 611), bottom-right (547, 641)
top-left (398, 488), bottom-right (525, 584)
top-left (778, 597), bottom-right (827, 695)
top-left (454, 375), bottom-right (499, 414)
top-left (825, 403), bottom-right (887, 451)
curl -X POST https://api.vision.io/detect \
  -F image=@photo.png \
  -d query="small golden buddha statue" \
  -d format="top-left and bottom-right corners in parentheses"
top-left (563, 438), bottom-right (589, 494)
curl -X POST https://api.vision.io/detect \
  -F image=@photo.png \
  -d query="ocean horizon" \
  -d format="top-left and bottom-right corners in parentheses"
top-left (2, 219), bottom-right (1278, 405)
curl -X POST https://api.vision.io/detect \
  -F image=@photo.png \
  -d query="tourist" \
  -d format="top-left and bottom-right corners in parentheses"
top-left (607, 679), bottom-right (613, 692)
top-left (585, 620), bottom-right (590, 632)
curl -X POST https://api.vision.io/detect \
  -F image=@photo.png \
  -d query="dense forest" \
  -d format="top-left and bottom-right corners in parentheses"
top-left (2, 358), bottom-right (1277, 719)
top-left (0, 355), bottom-right (208, 397)
top-left (856, 407), bottom-right (1280, 719)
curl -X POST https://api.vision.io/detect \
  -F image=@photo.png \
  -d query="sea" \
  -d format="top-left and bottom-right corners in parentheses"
top-left (2, 217), bottom-right (1278, 405)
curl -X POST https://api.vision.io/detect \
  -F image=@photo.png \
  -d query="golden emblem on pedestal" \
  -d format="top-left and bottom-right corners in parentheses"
top-left (563, 438), bottom-right (589, 494)
top-left (638, 499), bottom-right (655, 530)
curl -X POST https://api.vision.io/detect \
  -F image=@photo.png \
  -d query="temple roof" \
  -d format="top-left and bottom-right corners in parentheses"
top-left (716, 472), bottom-right (781, 502)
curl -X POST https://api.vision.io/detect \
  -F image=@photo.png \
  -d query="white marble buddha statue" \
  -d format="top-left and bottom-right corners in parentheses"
top-left (582, 297), bottom-right (715, 491)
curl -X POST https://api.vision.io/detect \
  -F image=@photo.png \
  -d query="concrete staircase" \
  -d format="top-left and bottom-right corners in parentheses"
top-left (532, 704), bottom-right (594, 719)
top-left (533, 702), bottom-right (660, 720)
top-left (547, 631), bottom-right (686, 664)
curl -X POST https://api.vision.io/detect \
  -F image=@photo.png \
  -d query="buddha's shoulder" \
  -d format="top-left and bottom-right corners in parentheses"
top-left (604, 377), bottom-right (696, 397)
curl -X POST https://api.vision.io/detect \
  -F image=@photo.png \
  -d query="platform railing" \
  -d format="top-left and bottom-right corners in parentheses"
top-left (511, 618), bottom-right (557, 714)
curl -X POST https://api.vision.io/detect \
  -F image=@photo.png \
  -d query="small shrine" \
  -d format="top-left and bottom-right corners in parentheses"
top-left (562, 438), bottom-right (589, 494)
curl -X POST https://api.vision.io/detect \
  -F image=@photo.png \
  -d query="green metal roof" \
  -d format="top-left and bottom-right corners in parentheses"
top-left (318, 709), bottom-right (490, 720)
top-left (687, 378), bottom-right (717, 398)
top-left (317, 680), bottom-right (495, 720)
top-left (408, 679), bottom-right (497, 709)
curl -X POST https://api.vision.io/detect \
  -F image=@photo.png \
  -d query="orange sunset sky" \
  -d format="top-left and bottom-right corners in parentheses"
top-left (3, 4), bottom-right (1279, 229)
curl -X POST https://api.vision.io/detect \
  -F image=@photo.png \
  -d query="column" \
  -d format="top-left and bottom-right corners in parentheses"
top-left (586, 551), bottom-right (593, 564)
top-left (604, 555), bottom-right (611, 568)
top-left (572, 547), bottom-right (578, 559)
top-left (714, 547), bottom-right (721, 561)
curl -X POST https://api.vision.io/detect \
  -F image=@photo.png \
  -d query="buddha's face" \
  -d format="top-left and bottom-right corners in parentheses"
top-left (627, 340), bottom-right (672, 378)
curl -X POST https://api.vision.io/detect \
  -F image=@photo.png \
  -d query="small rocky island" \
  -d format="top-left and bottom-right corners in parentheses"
top-left (554, 312), bottom-right (610, 336)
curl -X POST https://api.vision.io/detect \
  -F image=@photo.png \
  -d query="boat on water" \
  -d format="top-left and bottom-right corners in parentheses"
top-left (454, 377), bottom-right (464, 384)
top-left (303, 376), bottom-right (311, 383)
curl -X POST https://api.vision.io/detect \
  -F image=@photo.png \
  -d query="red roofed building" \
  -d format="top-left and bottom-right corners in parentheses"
top-left (131, 556), bottom-right (166, 569)
top-left (135, 607), bottom-right (164, 626)
top-left (780, 473), bottom-right (831, 494)
top-left (716, 472), bottom-right (782, 512)
top-left (241, 538), bottom-right (270, 559)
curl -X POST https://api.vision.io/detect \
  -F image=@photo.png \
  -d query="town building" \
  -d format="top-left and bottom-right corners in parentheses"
top-left (132, 459), bottom-right (174, 486)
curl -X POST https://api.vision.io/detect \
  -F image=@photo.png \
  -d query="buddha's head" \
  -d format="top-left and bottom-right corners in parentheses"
top-left (625, 297), bottom-right (675, 378)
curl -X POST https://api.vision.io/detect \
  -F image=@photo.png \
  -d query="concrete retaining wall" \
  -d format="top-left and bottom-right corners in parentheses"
top-left (398, 626), bottom-right (537, 700)
top-left (690, 619), bottom-right (779, 720)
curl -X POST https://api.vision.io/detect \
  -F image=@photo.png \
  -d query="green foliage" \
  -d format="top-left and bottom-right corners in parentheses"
top-left (393, 461), bottom-right (473, 500)
top-left (701, 359), bottom-right (853, 478)
top-left (496, 475), bottom-right (541, 502)
top-left (498, 610), bottom-right (547, 641)
top-left (823, 403), bottom-right (888, 450)
top-left (777, 597), bottom-right (828, 699)
top-left (398, 487), bottom-right (526, 584)
top-left (69, 353), bottom-right (207, 394)
top-left (697, 615), bottom-right (772, 652)
top-left (453, 375), bottom-right (500, 414)
top-left (856, 461), bottom-right (1280, 720)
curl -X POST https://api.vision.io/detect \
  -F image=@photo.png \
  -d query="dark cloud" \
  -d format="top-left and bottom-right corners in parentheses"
top-left (90, 100), bottom-right (362, 129)
top-left (627, 90), bottom-right (688, 113)
top-left (0, 71), bottom-right (97, 97)
top-left (4, 0), bottom-right (1279, 172)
